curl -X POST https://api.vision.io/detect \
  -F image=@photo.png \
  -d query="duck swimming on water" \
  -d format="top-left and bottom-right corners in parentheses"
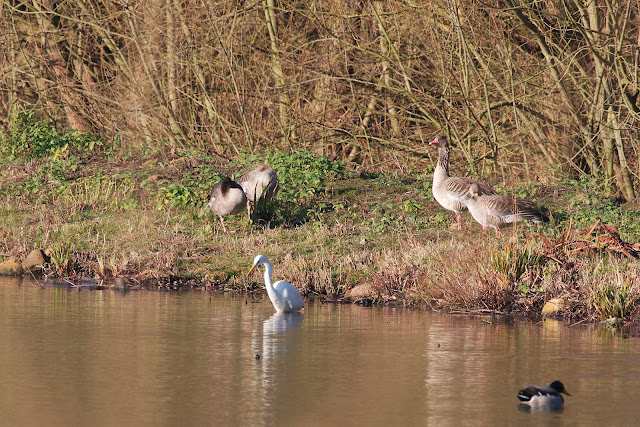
top-left (517, 380), bottom-right (571, 406)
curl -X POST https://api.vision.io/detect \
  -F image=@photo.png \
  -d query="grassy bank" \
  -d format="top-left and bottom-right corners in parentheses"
top-left (1, 122), bottom-right (640, 324)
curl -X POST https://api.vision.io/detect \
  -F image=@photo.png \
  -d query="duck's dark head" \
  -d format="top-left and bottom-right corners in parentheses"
top-left (550, 381), bottom-right (571, 396)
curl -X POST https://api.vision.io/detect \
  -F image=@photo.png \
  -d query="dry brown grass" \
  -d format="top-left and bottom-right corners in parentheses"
top-left (5, 200), bottom-right (640, 322)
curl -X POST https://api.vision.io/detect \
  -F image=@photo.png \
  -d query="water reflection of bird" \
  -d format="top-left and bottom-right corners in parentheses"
top-left (207, 177), bottom-right (247, 234)
top-left (429, 135), bottom-right (496, 230)
top-left (260, 312), bottom-right (304, 368)
top-left (248, 311), bottom-right (304, 424)
top-left (517, 380), bottom-right (571, 407)
top-left (247, 255), bottom-right (304, 313)
top-left (237, 164), bottom-right (278, 219)
top-left (263, 312), bottom-right (304, 333)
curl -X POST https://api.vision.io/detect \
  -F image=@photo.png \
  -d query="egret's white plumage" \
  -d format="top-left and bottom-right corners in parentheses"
top-left (248, 255), bottom-right (304, 313)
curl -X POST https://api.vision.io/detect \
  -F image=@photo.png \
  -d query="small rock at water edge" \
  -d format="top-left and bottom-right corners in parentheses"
top-left (0, 257), bottom-right (24, 276)
top-left (542, 298), bottom-right (565, 316)
top-left (345, 284), bottom-right (374, 298)
top-left (22, 249), bottom-right (48, 272)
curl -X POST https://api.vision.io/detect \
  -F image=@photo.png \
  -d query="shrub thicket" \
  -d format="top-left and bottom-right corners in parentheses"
top-left (1, 1), bottom-right (638, 200)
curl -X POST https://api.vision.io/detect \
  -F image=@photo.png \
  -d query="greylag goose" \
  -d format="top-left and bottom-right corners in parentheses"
top-left (517, 380), bottom-right (571, 407)
top-left (429, 135), bottom-right (496, 230)
top-left (467, 183), bottom-right (548, 238)
top-left (207, 177), bottom-right (246, 234)
top-left (247, 254), bottom-right (304, 312)
top-left (237, 164), bottom-right (278, 219)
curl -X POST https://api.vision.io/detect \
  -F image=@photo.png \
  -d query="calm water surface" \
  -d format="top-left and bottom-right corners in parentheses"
top-left (1, 277), bottom-right (639, 426)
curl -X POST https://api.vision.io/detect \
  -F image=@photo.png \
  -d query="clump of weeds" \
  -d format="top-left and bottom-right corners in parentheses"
top-left (590, 271), bottom-right (640, 321)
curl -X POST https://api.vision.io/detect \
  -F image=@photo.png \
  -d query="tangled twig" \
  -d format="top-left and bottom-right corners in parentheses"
top-left (535, 220), bottom-right (640, 260)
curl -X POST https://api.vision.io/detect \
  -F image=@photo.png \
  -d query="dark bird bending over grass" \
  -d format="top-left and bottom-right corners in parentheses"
top-left (207, 177), bottom-right (246, 234)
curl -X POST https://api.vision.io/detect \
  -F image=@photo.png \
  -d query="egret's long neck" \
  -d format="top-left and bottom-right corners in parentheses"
top-left (262, 261), bottom-right (277, 299)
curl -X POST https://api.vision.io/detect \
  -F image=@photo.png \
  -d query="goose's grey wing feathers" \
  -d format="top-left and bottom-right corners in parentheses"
top-left (461, 178), bottom-right (496, 196)
top-left (445, 177), bottom-right (495, 203)
top-left (483, 195), bottom-right (546, 224)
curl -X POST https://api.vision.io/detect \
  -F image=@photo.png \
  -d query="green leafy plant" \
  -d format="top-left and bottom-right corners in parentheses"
top-left (493, 182), bottom-right (541, 199)
top-left (234, 149), bottom-right (346, 224)
top-left (236, 149), bottom-right (345, 203)
top-left (0, 109), bottom-right (102, 160)
top-left (562, 175), bottom-right (639, 240)
top-left (157, 183), bottom-right (200, 208)
top-left (400, 200), bottom-right (424, 214)
top-left (47, 242), bottom-right (75, 276)
top-left (180, 164), bottom-right (224, 203)
top-left (364, 201), bottom-right (403, 233)
top-left (428, 212), bottom-right (449, 227)
top-left (44, 156), bottom-right (80, 182)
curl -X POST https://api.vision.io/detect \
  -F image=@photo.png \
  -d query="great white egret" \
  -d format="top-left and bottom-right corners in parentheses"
top-left (517, 380), bottom-right (571, 406)
top-left (237, 164), bottom-right (278, 219)
top-left (467, 183), bottom-right (548, 238)
top-left (247, 255), bottom-right (304, 313)
top-left (207, 177), bottom-right (246, 234)
top-left (429, 135), bottom-right (496, 230)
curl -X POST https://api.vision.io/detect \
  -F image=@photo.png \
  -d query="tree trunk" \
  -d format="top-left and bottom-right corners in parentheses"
top-left (32, 0), bottom-right (89, 131)
top-left (262, 0), bottom-right (296, 146)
